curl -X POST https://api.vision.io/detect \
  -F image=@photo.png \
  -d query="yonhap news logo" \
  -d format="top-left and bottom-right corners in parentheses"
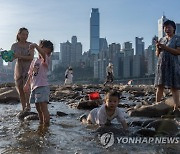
top-left (99, 132), bottom-right (179, 148)
top-left (100, 132), bottom-right (115, 148)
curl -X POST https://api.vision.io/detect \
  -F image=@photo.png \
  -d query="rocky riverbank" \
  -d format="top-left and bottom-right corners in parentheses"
top-left (0, 83), bottom-right (180, 153)
top-left (1, 83), bottom-right (180, 136)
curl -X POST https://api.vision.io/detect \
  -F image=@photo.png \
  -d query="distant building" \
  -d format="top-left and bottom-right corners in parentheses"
top-left (60, 40), bottom-right (71, 67)
top-left (158, 15), bottom-right (168, 39)
top-left (145, 36), bottom-right (158, 76)
top-left (123, 56), bottom-right (132, 78)
top-left (135, 37), bottom-right (144, 56)
top-left (71, 36), bottom-right (82, 66)
top-left (108, 43), bottom-right (121, 61)
top-left (108, 43), bottom-right (121, 78)
top-left (122, 42), bottom-right (134, 57)
top-left (90, 8), bottom-right (100, 54)
top-left (51, 52), bottom-right (59, 71)
top-left (132, 55), bottom-right (141, 77)
top-left (97, 38), bottom-right (108, 80)
top-left (60, 36), bottom-right (82, 68)
top-left (176, 23), bottom-right (180, 36)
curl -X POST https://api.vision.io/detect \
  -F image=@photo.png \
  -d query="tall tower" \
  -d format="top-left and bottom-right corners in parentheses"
top-left (135, 37), bottom-right (144, 56)
top-left (90, 8), bottom-right (100, 54)
top-left (158, 15), bottom-right (168, 39)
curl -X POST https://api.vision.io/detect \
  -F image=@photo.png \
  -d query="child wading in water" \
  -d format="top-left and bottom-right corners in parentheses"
top-left (80, 90), bottom-right (128, 130)
top-left (24, 40), bottom-right (53, 126)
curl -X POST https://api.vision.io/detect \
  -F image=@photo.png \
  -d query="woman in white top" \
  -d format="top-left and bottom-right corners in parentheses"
top-left (104, 63), bottom-right (114, 86)
top-left (64, 66), bottom-right (73, 85)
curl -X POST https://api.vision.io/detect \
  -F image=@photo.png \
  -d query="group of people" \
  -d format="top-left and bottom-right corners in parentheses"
top-left (11, 27), bottom-right (53, 126)
top-left (9, 19), bottom-right (179, 130)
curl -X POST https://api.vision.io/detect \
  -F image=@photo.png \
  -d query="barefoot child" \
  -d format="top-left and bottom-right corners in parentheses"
top-left (80, 90), bottom-right (128, 130)
top-left (24, 40), bottom-right (54, 125)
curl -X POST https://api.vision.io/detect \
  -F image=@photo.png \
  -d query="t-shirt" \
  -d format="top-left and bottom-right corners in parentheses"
top-left (87, 104), bottom-right (125, 125)
top-left (28, 55), bottom-right (50, 91)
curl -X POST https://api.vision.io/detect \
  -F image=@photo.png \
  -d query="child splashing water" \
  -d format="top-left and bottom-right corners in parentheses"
top-left (24, 40), bottom-right (54, 127)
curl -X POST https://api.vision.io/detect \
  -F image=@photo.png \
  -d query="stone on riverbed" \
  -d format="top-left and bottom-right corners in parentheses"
top-left (17, 111), bottom-right (38, 120)
top-left (128, 101), bottom-right (173, 117)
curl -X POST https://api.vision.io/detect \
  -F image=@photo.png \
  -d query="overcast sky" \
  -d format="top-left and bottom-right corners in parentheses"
top-left (0, 0), bottom-right (180, 52)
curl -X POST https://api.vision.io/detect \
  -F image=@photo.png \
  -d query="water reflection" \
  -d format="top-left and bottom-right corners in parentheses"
top-left (0, 102), bottom-right (179, 153)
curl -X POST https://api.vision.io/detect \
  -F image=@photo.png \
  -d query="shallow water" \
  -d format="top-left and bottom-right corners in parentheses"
top-left (0, 101), bottom-right (179, 154)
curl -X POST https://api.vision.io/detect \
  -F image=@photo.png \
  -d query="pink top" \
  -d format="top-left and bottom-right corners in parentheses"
top-left (28, 55), bottom-right (50, 91)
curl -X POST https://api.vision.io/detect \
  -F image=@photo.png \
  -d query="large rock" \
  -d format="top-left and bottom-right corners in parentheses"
top-left (146, 119), bottom-right (179, 135)
top-left (0, 87), bottom-right (19, 103)
top-left (128, 102), bottom-right (172, 117)
top-left (76, 99), bottom-right (103, 109)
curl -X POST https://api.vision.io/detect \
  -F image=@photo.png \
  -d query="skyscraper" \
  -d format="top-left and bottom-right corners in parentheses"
top-left (176, 23), bottom-right (180, 36)
top-left (135, 37), bottom-right (144, 56)
top-left (60, 36), bottom-right (82, 67)
top-left (90, 8), bottom-right (100, 54)
top-left (158, 15), bottom-right (168, 39)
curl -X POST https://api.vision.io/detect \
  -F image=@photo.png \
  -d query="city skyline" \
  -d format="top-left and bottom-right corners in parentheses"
top-left (0, 0), bottom-right (180, 53)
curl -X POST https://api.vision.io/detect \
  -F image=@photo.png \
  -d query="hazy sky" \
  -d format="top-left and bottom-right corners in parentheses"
top-left (0, 0), bottom-right (180, 52)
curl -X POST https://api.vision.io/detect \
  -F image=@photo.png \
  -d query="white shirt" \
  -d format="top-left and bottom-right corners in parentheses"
top-left (87, 104), bottom-right (125, 125)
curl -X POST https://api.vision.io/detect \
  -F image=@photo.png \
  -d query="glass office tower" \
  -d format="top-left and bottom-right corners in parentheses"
top-left (90, 8), bottom-right (100, 54)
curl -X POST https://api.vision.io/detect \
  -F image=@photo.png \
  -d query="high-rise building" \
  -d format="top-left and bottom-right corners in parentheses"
top-left (158, 15), bottom-right (168, 39)
top-left (94, 38), bottom-right (108, 80)
top-left (108, 43), bottom-right (121, 61)
top-left (135, 37), bottom-right (144, 56)
top-left (123, 56), bottom-right (132, 78)
top-left (60, 36), bottom-right (82, 68)
top-left (122, 42), bottom-right (134, 57)
top-left (51, 52), bottom-right (59, 71)
top-left (60, 41), bottom-right (71, 67)
top-left (71, 36), bottom-right (82, 66)
top-left (176, 23), bottom-right (180, 36)
top-left (90, 8), bottom-right (100, 54)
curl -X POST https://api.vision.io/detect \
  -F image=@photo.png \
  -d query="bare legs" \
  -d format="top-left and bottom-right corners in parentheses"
top-left (171, 88), bottom-right (180, 110)
top-left (16, 85), bottom-right (30, 111)
top-left (35, 102), bottom-right (50, 125)
top-left (156, 85), bottom-right (179, 110)
top-left (156, 85), bottom-right (164, 102)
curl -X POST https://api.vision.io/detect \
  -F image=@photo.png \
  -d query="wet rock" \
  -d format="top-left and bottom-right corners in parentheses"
top-left (128, 102), bottom-right (172, 117)
top-left (57, 111), bottom-right (68, 116)
top-left (132, 128), bottom-right (156, 137)
top-left (77, 99), bottom-right (103, 110)
top-left (161, 115), bottom-right (176, 119)
top-left (118, 103), bottom-right (131, 108)
top-left (50, 85), bottom-right (59, 91)
top-left (145, 119), bottom-right (179, 135)
top-left (141, 120), bottom-right (155, 127)
top-left (17, 111), bottom-right (38, 120)
top-left (68, 92), bottom-right (79, 99)
top-left (85, 84), bottom-right (101, 89)
top-left (72, 85), bottom-right (83, 91)
top-left (0, 87), bottom-right (19, 103)
top-left (96, 125), bottom-right (127, 136)
top-left (129, 121), bottom-right (143, 127)
top-left (24, 114), bottom-right (39, 121)
top-left (132, 91), bottom-right (145, 97)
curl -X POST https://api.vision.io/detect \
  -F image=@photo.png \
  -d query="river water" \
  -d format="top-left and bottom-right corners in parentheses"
top-left (0, 101), bottom-right (179, 154)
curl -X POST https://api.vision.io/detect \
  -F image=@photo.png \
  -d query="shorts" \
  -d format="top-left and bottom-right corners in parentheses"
top-left (30, 86), bottom-right (50, 104)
